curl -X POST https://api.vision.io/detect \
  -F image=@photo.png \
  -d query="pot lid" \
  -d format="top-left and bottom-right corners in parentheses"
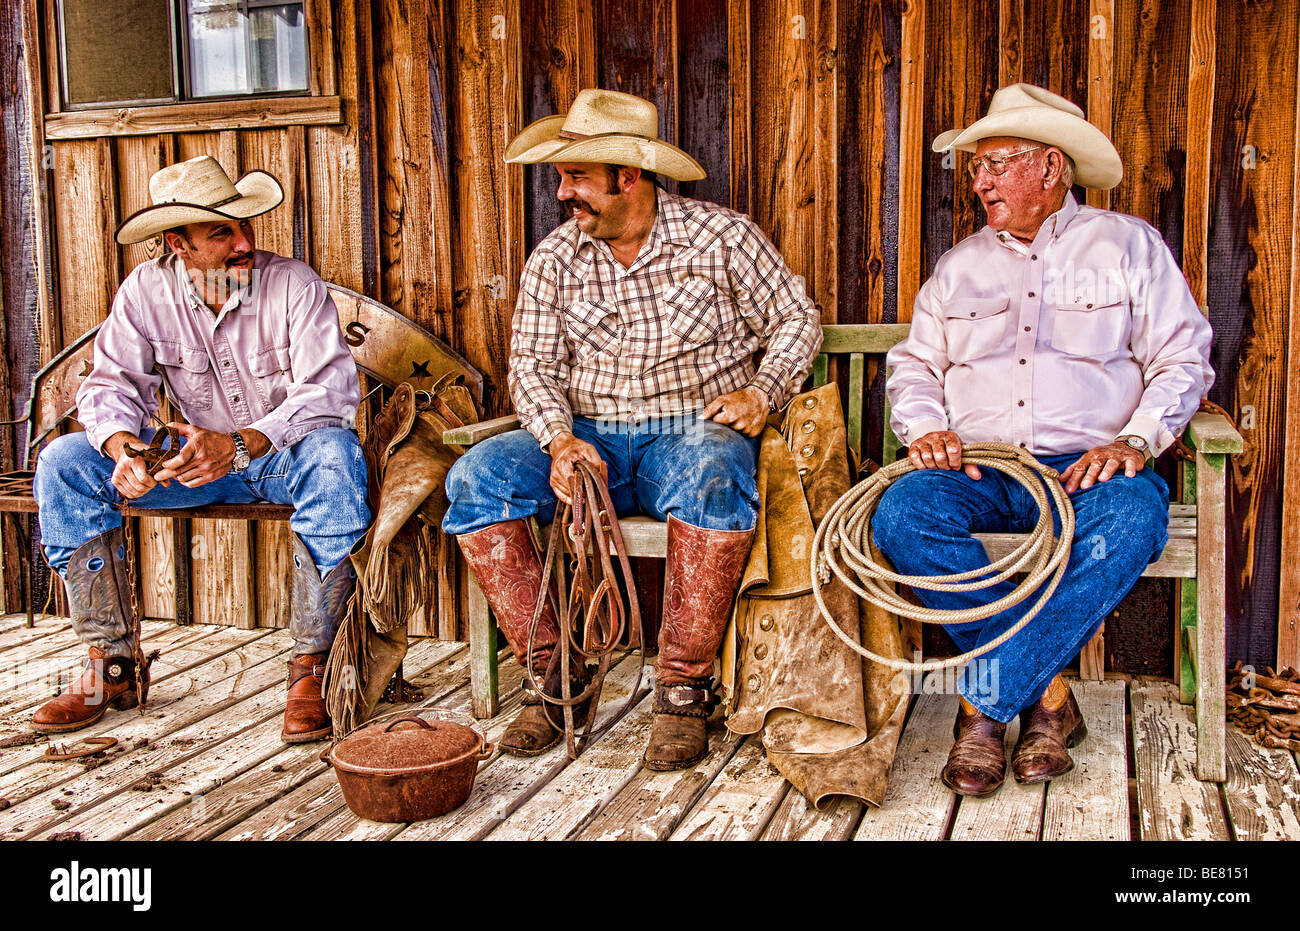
top-left (330, 714), bottom-right (484, 774)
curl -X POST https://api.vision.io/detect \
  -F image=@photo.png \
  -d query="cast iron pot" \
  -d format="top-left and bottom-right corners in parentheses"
top-left (323, 713), bottom-right (494, 823)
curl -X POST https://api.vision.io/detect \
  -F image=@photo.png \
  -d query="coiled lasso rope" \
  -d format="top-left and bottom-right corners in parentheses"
top-left (810, 442), bottom-right (1075, 673)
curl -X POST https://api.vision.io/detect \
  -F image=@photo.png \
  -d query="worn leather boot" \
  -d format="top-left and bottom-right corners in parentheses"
top-left (283, 652), bottom-right (332, 743)
top-left (940, 701), bottom-right (1008, 798)
top-left (32, 529), bottom-right (151, 734)
top-left (645, 516), bottom-right (754, 771)
top-left (283, 536), bottom-right (357, 743)
top-left (31, 648), bottom-right (147, 734)
top-left (1011, 683), bottom-right (1087, 784)
top-left (501, 664), bottom-right (593, 756)
top-left (457, 520), bottom-right (567, 755)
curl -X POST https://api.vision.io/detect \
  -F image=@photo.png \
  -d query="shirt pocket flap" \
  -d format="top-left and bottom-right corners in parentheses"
top-left (562, 300), bottom-right (621, 355)
top-left (250, 344), bottom-right (293, 376)
top-left (667, 276), bottom-right (721, 343)
top-left (154, 341), bottom-right (211, 374)
top-left (1052, 299), bottom-right (1128, 356)
top-left (943, 297), bottom-right (1009, 320)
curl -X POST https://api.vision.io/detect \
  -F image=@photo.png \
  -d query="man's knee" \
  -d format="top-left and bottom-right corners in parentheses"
top-left (871, 470), bottom-right (960, 553)
top-left (651, 425), bottom-right (758, 530)
top-left (1074, 471), bottom-right (1170, 558)
top-left (34, 433), bottom-right (106, 501)
top-left (288, 428), bottom-right (366, 486)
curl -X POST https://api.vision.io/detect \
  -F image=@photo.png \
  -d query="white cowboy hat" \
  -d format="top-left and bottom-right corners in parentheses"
top-left (931, 83), bottom-right (1123, 190)
top-left (505, 88), bottom-right (705, 182)
top-left (115, 155), bottom-right (284, 245)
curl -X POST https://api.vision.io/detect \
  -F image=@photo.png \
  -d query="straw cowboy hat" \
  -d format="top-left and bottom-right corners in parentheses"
top-left (505, 88), bottom-right (705, 182)
top-left (114, 155), bottom-right (284, 245)
top-left (932, 83), bottom-right (1123, 190)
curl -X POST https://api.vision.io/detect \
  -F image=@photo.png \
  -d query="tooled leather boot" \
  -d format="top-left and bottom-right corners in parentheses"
top-left (940, 701), bottom-right (1008, 798)
top-left (644, 516), bottom-right (754, 771)
top-left (1011, 680), bottom-right (1087, 784)
top-left (504, 663), bottom-right (594, 756)
top-left (282, 536), bottom-right (357, 743)
top-left (457, 519), bottom-right (568, 755)
top-left (32, 648), bottom-right (148, 734)
top-left (32, 529), bottom-right (152, 734)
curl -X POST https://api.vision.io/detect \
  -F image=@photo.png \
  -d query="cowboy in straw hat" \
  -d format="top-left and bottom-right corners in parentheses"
top-left (873, 84), bottom-right (1213, 798)
top-left (32, 155), bottom-right (369, 744)
top-left (444, 88), bottom-right (822, 771)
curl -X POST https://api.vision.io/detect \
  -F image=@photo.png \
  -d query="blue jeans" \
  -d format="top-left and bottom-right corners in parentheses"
top-left (870, 453), bottom-right (1169, 722)
top-left (442, 415), bottom-right (760, 535)
top-left (34, 427), bottom-right (370, 576)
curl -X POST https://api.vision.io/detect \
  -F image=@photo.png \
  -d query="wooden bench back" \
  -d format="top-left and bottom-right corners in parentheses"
top-left (19, 284), bottom-right (480, 468)
top-left (809, 323), bottom-right (910, 469)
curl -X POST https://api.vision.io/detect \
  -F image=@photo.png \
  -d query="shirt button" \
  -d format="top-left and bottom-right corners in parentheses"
top-left (1024, 326), bottom-right (1032, 332)
top-left (1019, 442), bottom-right (1027, 448)
top-left (232, 395), bottom-right (240, 403)
top-left (1027, 291), bottom-right (1036, 298)
top-left (1018, 400), bottom-right (1025, 407)
top-left (1031, 254), bottom-right (1038, 260)
top-left (223, 360), bottom-right (230, 367)
top-left (969, 311), bottom-right (976, 317)
top-left (1019, 359), bottom-right (1027, 365)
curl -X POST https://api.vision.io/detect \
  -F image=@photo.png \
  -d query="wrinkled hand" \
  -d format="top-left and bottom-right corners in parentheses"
top-left (111, 438), bottom-right (167, 499)
top-left (907, 430), bottom-right (982, 480)
top-left (1060, 441), bottom-right (1145, 493)
top-left (700, 385), bottom-right (769, 438)
top-left (152, 423), bottom-right (236, 488)
top-left (547, 432), bottom-right (608, 506)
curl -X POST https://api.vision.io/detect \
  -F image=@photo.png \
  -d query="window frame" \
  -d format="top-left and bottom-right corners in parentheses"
top-left (45, 0), bottom-right (339, 140)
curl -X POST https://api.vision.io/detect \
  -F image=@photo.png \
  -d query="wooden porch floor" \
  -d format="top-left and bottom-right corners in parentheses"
top-left (0, 615), bottom-right (1296, 841)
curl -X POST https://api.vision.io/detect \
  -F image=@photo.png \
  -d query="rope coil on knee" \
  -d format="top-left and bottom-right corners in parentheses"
top-left (811, 442), bottom-right (1075, 674)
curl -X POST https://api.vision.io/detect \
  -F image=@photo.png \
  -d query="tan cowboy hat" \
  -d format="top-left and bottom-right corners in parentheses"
top-left (114, 155), bottom-right (284, 245)
top-left (932, 83), bottom-right (1123, 190)
top-left (505, 88), bottom-right (705, 182)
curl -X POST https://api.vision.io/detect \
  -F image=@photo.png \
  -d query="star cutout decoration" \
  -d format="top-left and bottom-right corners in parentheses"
top-left (409, 359), bottom-right (432, 380)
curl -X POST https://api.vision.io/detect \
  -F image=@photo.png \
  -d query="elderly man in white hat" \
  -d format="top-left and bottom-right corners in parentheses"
top-left (872, 85), bottom-right (1215, 797)
top-left (443, 89), bottom-right (822, 770)
top-left (31, 156), bottom-right (369, 743)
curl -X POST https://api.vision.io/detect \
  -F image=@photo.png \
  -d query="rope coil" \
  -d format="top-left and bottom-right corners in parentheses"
top-left (811, 442), bottom-right (1076, 674)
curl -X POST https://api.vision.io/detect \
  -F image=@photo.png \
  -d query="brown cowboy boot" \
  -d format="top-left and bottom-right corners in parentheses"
top-left (32, 529), bottom-right (153, 734)
top-left (457, 519), bottom-right (574, 755)
top-left (940, 699), bottom-right (1008, 798)
top-left (282, 536), bottom-right (357, 743)
top-left (645, 516), bottom-right (753, 772)
top-left (1011, 677), bottom-right (1087, 784)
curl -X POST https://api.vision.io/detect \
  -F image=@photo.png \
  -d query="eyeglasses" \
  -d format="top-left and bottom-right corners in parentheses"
top-left (967, 146), bottom-right (1041, 178)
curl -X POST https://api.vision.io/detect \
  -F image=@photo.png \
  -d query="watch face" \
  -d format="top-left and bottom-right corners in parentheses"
top-left (1124, 436), bottom-right (1147, 451)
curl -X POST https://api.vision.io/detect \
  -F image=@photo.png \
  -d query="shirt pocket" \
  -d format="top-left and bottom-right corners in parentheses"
top-left (666, 276), bottom-right (722, 345)
top-left (153, 340), bottom-right (213, 412)
top-left (1051, 300), bottom-right (1129, 357)
top-left (249, 344), bottom-right (293, 409)
top-left (942, 297), bottom-right (1010, 364)
top-left (562, 299), bottom-right (622, 362)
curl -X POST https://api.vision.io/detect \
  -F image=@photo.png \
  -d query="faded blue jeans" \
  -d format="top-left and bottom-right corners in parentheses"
top-left (870, 453), bottom-right (1169, 722)
top-left (34, 426), bottom-right (370, 577)
top-left (442, 415), bottom-right (760, 535)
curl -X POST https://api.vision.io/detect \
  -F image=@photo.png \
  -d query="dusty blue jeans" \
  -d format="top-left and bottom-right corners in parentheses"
top-left (34, 426), bottom-right (370, 577)
top-left (442, 415), bottom-right (760, 535)
top-left (870, 453), bottom-right (1169, 721)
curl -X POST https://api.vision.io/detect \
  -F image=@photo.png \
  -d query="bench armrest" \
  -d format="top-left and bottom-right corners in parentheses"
top-left (443, 414), bottom-right (522, 447)
top-left (1184, 411), bottom-right (1244, 455)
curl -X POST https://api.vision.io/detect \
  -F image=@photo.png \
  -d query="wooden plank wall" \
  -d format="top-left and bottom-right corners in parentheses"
top-left (5, 0), bottom-right (1298, 669)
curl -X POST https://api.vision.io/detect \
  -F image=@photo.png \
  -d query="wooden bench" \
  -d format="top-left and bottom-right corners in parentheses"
top-left (445, 322), bottom-right (1244, 782)
top-left (0, 283), bottom-right (481, 633)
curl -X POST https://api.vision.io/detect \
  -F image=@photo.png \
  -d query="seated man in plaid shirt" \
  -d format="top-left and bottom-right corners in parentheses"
top-left (443, 90), bottom-right (822, 770)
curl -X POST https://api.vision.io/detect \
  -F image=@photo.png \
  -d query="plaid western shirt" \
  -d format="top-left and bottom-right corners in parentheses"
top-left (509, 189), bottom-right (823, 447)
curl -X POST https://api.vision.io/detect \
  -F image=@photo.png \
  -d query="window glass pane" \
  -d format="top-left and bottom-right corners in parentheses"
top-left (187, 1), bottom-right (307, 98)
top-left (62, 0), bottom-right (175, 107)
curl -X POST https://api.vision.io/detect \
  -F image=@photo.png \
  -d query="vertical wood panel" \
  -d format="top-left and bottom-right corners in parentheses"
top-left (1282, 12), bottom-right (1300, 672)
top-left (727, 0), bottom-right (751, 214)
top-left (1086, 0), bottom-right (1113, 211)
top-left (895, 0), bottom-right (923, 321)
top-left (52, 138), bottom-right (119, 345)
top-left (1207, 0), bottom-right (1296, 668)
top-left (676, 0), bottom-right (731, 206)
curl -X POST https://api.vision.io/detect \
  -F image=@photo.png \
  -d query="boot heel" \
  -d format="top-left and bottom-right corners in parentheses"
top-left (111, 689), bottom-right (139, 711)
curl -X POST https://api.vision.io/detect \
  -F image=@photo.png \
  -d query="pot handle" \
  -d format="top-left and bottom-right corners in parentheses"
top-left (382, 715), bottom-right (434, 733)
top-left (478, 741), bottom-right (495, 761)
top-left (319, 745), bottom-right (333, 766)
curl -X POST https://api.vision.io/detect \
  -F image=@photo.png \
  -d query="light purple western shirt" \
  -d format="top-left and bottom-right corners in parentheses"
top-left (886, 193), bottom-right (1215, 457)
top-left (77, 250), bottom-right (359, 454)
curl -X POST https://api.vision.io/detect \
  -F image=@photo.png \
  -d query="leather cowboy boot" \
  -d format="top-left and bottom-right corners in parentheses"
top-left (940, 700), bottom-right (1008, 798)
top-left (645, 516), bottom-right (754, 772)
top-left (32, 529), bottom-right (153, 734)
top-left (283, 535), bottom-right (357, 743)
top-left (457, 519), bottom-right (575, 755)
top-left (1011, 678), bottom-right (1087, 783)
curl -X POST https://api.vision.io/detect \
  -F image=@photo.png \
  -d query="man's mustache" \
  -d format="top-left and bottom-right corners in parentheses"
top-left (226, 253), bottom-right (253, 268)
top-left (559, 198), bottom-right (598, 218)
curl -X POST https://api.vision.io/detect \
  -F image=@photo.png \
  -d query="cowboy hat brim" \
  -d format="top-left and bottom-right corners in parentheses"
top-left (931, 106), bottom-right (1123, 190)
top-left (114, 170), bottom-right (285, 245)
top-left (505, 119), bottom-right (706, 182)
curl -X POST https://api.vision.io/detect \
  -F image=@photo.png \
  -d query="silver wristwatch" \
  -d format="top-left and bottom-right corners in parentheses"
top-left (230, 431), bottom-right (251, 473)
top-left (1117, 434), bottom-right (1149, 454)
